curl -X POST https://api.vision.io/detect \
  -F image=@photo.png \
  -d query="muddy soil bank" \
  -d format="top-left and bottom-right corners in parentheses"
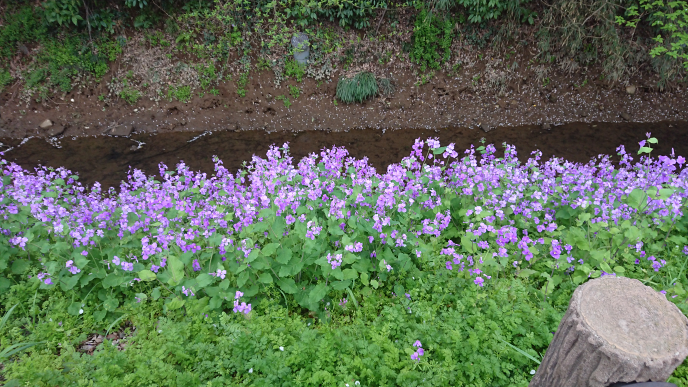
top-left (2, 121), bottom-right (687, 190)
top-left (1, 65), bottom-right (687, 140)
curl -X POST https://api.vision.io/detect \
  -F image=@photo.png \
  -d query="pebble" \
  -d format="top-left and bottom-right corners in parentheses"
top-left (626, 85), bottom-right (637, 95)
top-left (620, 112), bottom-right (631, 121)
top-left (39, 119), bottom-right (53, 129)
top-left (542, 123), bottom-right (552, 131)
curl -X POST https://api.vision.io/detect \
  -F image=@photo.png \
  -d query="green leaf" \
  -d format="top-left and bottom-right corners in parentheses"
top-left (258, 272), bottom-right (273, 284)
top-left (461, 236), bottom-right (476, 253)
top-left (167, 254), bottom-right (185, 286)
top-left (237, 271), bottom-right (249, 287)
top-left (600, 262), bottom-right (613, 273)
top-left (103, 274), bottom-right (125, 288)
top-left (342, 268), bottom-right (358, 280)
top-left (103, 297), bottom-right (119, 311)
top-left (370, 279), bottom-right (379, 289)
top-left (195, 273), bottom-right (214, 288)
top-left (613, 266), bottom-right (626, 274)
top-left (246, 249), bottom-right (260, 263)
top-left (127, 212), bottom-right (139, 226)
top-left (331, 280), bottom-right (352, 290)
top-left (272, 217), bottom-right (286, 239)
top-left (309, 283), bottom-right (328, 304)
top-left (151, 288), bottom-right (162, 300)
top-left (517, 269), bottom-right (537, 278)
top-left (138, 270), bottom-right (156, 281)
top-left (276, 247), bottom-right (293, 264)
top-left (61, 274), bottom-right (81, 291)
top-left (277, 278), bottom-right (298, 294)
top-left (166, 297), bottom-right (185, 311)
top-left (261, 243), bottom-right (280, 257)
top-left (626, 188), bottom-right (646, 209)
top-left (135, 293), bottom-right (148, 303)
top-left (68, 302), bottom-right (83, 316)
top-left (11, 260), bottom-right (29, 274)
top-left (360, 272), bottom-right (369, 285)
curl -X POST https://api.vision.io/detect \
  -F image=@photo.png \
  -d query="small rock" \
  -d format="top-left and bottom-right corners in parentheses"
top-left (542, 123), bottom-right (552, 131)
top-left (580, 112), bottom-right (588, 118)
top-left (106, 333), bottom-right (120, 340)
top-left (109, 125), bottom-right (134, 137)
top-left (626, 85), bottom-right (637, 95)
top-left (94, 335), bottom-right (104, 344)
top-left (620, 112), bottom-right (631, 121)
top-left (597, 104), bottom-right (604, 111)
top-left (39, 119), bottom-right (53, 129)
top-left (81, 344), bottom-right (95, 352)
top-left (479, 123), bottom-right (492, 133)
top-left (18, 44), bottom-right (29, 56)
top-left (547, 95), bottom-right (557, 103)
top-left (497, 100), bottom-right (508, 109)
top-left (46, 124), bottom-right (65, 137)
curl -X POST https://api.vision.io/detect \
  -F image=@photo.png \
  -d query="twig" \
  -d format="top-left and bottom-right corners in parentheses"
top-left (374, 9), bottom-right (387, 36)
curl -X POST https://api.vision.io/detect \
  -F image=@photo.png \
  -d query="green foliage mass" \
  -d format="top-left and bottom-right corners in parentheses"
top-left (0, 273), bottom-right (561, 386)
top-left (336, 71), bottom-right (378, 103)
top-left (411, 9), bottom-right (454, 71)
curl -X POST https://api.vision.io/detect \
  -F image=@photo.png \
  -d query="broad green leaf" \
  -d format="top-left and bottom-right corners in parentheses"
top-left (258, 272), bottom-right (273, 284)
top-left (127, 212), bottom-right (139, 226)
top-left (309, 283), bottom-right (328, 304)
top-left (61, 274), bottom-right (81, 291)
top-left (166, 297), bottom-right (185, 311)
top-left (195, 273), bottom-right (214, 288)
top-left (11, 260), bottom-right (29, 274)
top-left (276, 247), bottom-right (293, 264)
top-left (342, 269), bottom-right (358, 280)
top-left (138, 270), bottom-right (156, 281)
top-left (67, 302), bottom-right (83, 316)
top-left (613, 266), bottom-right (626, 274)
top-left (261, 243), bottom-right (280, 257)
top-left (246, 249), bottom-right (260, 263)
top-left (517, 269), bottom-right (537, 278)
top-left (103, 297), bottom-right (119, 311)
top-left (331, 280), bottom-right (352, 290)
top-left (360, 272), bottom-right (369, 285)
top-left (370, 279), bottom-right (379, 289)
top-left (168, 255), bottom-right (185, 286)
top-left (237, 271), bottom-right (249, 287)
top-left (151, 287), bottom-right (162, 300)
top-left (277, 278), bottom-right (298, 294)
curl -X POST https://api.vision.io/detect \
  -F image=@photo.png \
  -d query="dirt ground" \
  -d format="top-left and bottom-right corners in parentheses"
top-left (1, 43), bottom-right (687, 140)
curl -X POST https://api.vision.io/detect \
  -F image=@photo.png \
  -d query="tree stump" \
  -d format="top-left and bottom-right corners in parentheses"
top-left (530, 276), bottom-right (688, 387)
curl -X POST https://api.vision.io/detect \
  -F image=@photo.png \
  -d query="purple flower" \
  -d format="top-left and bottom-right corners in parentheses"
top-left (81, 250), bottom-right (88, 256)
top-left (192, 259), bottom-right (201, 272)
top-left (327, 253), bottom-right (343, 270)
top-left (44, 278), bottom-right (53, 285)
top-left (446, 261), bottom-right (453, 270)
top-left (411, 352), bottom-right (419, 361)
top-left (477, 241), bottom-right (489, 249)
top-left (112, 256), bottom-right (120, 265)
top-left (474, 277), bottom-right (485, 287)
top-left (413, 340), bottom-right (422, 347)
top-left (417, 348), bottom-right (425, 356)
top-left (151, 265), bottom-right (160, 273)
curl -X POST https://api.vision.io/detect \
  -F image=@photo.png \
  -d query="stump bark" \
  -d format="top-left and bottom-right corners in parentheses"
top-left (529, 276), bottom-right (688, 387)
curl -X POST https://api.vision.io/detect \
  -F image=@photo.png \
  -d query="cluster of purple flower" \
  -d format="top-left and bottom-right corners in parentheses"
top-left (327, 253), bottom-right (343, 270)
top-left (233, 291), bottom-right (251, 314)
top-left (1, 135), bottom-right (687, 305)
top-left (410, 340), bottom-right (425, 361)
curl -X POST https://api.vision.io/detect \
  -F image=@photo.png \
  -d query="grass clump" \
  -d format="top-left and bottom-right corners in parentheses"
top-left (336, 71), bottom-right (378, 104)
top-left (167, 85), bottom-right (192, 103)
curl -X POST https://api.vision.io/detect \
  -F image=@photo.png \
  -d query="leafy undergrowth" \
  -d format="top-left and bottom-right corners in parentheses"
top-left (1, 134), bottom-right (688, 386)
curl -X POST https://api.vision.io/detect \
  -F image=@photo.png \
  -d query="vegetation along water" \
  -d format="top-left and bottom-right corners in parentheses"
top-left (1, 0), bottom-right (688, 385)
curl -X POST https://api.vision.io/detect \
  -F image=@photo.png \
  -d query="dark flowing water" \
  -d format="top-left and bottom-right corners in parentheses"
top-left (1, 121), bottom-right (687, 190)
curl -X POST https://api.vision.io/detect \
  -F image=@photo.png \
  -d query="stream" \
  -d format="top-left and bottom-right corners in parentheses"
top-left (1, 121), bottom-right (687, 190)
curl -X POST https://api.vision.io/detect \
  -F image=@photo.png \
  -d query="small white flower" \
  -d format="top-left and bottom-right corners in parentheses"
top-left (346, 384), bottom-right (349, 387)
top-left (158, 330), bottom-right (162, 333)
top-left (355, 382), bottom-right (360, 386)
top-left (248, 368), bottom-right (253, 373)
top-left (79, 309), bottom-right (84, 314)
top-left (530, 370), bottom-right (536, 375)
top-left (279, 346), bottom-right (284, 351)
top-left (70, 99), bottom-right (75, 102)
